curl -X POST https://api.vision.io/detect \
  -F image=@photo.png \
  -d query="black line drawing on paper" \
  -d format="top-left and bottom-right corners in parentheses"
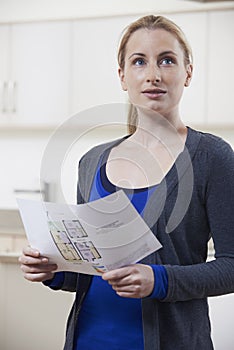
top-left (48, 219), bottom-right (101, 262)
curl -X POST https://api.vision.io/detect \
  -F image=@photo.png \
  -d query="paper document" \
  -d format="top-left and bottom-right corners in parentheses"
top-left (17, 191), bottom-right (162, 275)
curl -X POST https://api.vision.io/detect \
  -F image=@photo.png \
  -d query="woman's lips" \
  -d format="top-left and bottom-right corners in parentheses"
top-left (142, 88), bottom-right (166, 99)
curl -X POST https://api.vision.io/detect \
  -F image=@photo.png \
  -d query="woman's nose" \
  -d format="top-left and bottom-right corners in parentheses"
top-left (146, 63), bottom-right (161, 83)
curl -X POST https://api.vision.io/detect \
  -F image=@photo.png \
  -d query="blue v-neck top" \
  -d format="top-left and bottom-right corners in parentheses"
top-left (74, 150), bottom-right (168, 350)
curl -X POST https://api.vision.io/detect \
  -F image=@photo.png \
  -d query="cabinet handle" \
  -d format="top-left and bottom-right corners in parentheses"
top-left (13, 81), bottom-right (17, 113)
top-left (2, 81), bottom-right (8, 113)
top-left (14, 182), bottom-right (51, 202)
top-left (8, 81), bottom-right (17, 113)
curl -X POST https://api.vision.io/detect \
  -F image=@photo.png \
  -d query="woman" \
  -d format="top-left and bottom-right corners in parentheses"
top-left (19, 15), bottom-right (234, 350)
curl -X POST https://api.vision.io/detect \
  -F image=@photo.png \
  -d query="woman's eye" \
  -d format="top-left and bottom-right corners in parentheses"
top-left (133, 58), bottom-right (145, 66)
top-left (160, 57), bottom-right (174, 65)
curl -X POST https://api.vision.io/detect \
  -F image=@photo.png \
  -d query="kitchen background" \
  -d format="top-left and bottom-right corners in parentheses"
top-left (0, 0), bottom-right (234, 349)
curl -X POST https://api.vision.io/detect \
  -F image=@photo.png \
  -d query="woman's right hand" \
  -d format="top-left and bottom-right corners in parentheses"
top-left (19, 246), bottom-right (58, 283)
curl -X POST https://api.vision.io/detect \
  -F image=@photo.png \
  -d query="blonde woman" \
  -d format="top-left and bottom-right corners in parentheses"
top-left (19, 15), bottom-right (234, 350)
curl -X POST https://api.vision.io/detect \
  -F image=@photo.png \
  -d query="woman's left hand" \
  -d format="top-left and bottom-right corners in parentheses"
top-left (102, 264), bottom-right (154, 298)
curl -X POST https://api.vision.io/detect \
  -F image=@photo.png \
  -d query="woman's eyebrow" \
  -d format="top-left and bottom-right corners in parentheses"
top-left (158, 50), bottom-right (177, 57)
top-left (128, 53), bottom-right (146, 60)
top-left (128, 50), bottom-right (177, 60)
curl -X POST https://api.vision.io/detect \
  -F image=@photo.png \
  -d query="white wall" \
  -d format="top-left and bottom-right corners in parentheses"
top-left (0, 0), bottom-right (234, 22)
top-left (209, 294), bottom-right (234, 350)
top-left (0, 130), bottom-right (51, 208)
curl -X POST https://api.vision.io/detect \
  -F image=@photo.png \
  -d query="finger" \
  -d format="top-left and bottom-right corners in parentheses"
top-left (116, 291), bottom-right (138, 298)
top-left (102, 266), bottom-right (132, 282)
top-left (18, 254), bottom-right (48, 265)
top-left (114, 284), bottom-right (144, 299)
top-left (23, 272), bottom-right (55, 283)
top-left (111, 284), bottom-right (133, 293)
top-left (22, 245), bottom-right (40, 257)
top-left (113, 285), bottom-right (141, 298)
top-left (108, 275), bottom-right (134, 288)
top-left (20, 263), bottom-right (57, 274)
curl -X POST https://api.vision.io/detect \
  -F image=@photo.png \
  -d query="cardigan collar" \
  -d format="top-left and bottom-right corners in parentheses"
top-left (143, 127), bottom-right (202, 231)
top-left (84, 127), bottom-right (202, 230)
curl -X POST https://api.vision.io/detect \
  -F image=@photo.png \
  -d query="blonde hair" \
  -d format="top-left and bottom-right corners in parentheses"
top-left (117, 15), bottom-right (193, 134)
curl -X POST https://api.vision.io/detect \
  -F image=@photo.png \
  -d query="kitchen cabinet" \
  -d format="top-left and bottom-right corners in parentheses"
top-left (0, 10), bottom-right (233, 129)
top-left (71, 16), bottom-right (137, 125)
top-left (207, 10), bottom-right (234, 125)
top-left (0, 26), bottom-right (10, 122)
top-left (0, 21), bottom-right (71, 127)
top-left (209, 294), bottom-right (234, 349)
top-left (159, 11), bottom-right (234, 127)
top-left (70, 12), bottom-right (210, 127)
top-left (0, 261), bottom-right (74, 350)
top-left (168, 12), bottom-right (208, 126)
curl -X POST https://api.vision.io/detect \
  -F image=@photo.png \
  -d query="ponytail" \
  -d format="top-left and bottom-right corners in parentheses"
top-left (127, 103), bottom-right (138, 134)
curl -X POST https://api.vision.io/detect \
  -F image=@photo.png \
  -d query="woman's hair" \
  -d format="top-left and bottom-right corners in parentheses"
top-left (117, 15), bottom-right (193, 134)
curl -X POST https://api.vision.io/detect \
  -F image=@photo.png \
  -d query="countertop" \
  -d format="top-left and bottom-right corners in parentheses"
top-left (0, 209), bottom-right (27, 263)
top-left (0, 209), bottom-right (25, 235)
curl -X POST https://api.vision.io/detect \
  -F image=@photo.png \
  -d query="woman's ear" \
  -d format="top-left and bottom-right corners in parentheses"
top-left (118, 67), bottom-right (128, 91)
top-left (184, 64), bottom-right (193, 87)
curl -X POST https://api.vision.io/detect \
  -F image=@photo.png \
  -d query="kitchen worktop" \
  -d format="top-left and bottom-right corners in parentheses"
top-left (0, 209), bottom-right (25, 235)
top-left (0, 209), bottom-right (27, 263)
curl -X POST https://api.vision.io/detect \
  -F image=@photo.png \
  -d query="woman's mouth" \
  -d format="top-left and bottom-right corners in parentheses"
top-left (142, 88), bottom-right (166, 99)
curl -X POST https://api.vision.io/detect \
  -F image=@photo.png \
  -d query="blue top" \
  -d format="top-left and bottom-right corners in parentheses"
top-left (74, 151), bottom-right (168, 350)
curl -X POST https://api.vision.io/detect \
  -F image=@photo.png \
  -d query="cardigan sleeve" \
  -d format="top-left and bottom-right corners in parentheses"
top-left (43, 271), bottom-right (79, 292)
top-left (205, 139), bottom-right (234, 258)
top-left (163, 137), bottom-right (234, 302)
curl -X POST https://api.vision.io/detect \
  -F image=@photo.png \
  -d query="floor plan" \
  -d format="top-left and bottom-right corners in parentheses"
top-left (48, 219), bottom-right (101, 262)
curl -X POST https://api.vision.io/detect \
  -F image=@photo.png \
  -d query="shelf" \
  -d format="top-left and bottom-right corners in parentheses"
top-left (0, 252), bottom-right (21, 264)
top-left (0, 209), bottom-right (25, 235)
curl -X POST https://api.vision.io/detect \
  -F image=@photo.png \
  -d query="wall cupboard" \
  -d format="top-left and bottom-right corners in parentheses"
top-left (70, 16), bottom-right (135, 122)
top-left (0, 21), bottom-right (71, 127)
top-left (168, 12), bottom-right (208, 125)
top-left (70, 10), bottom-right (234, 128)
top-left (207, 10), bottom-right (234, 125)
top-left (0, 11), bottom-right (233, 128)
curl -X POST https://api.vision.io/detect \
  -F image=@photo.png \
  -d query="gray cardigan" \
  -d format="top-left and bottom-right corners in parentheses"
top-left (53, 127), bottom-right (234, 350)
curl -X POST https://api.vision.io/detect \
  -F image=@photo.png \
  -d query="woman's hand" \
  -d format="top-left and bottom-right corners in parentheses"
top-left (18, 246), bottom-right (58, 283)
top-left (102, 264), bottom-right (154, 298)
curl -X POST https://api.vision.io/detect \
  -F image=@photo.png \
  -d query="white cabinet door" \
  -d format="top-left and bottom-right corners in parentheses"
top-left (207, 10), bottom-right (234, 125)
top-left (71, 14), bottom-right (208, 127)
top-left (0, 21), bottom-right (72, 127)
top-left (0, 25), bottom-right (10, 123)
top-left (168, 12), bottom-right (208, 126)
top-left (0, 262), bottom-right (73, 350)
top-left (71, 16), bottom-right (138, 125)
top-left (11, 21), bottom-right (72, 127)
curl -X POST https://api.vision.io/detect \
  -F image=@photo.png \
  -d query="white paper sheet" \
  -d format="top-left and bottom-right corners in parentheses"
top-left (17, 191), bottom-right (162, 275)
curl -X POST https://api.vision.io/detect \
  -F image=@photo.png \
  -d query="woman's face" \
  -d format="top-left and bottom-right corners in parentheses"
top-left (119, 28), bottom-right (192, 117)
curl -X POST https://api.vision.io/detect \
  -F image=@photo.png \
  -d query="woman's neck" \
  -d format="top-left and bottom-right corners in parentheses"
top-left (132, 109), bottom-right (187, 152)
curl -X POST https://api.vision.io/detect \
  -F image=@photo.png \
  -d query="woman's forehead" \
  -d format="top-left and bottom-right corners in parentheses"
top-left (125, 28), bottom-right (182, 56)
